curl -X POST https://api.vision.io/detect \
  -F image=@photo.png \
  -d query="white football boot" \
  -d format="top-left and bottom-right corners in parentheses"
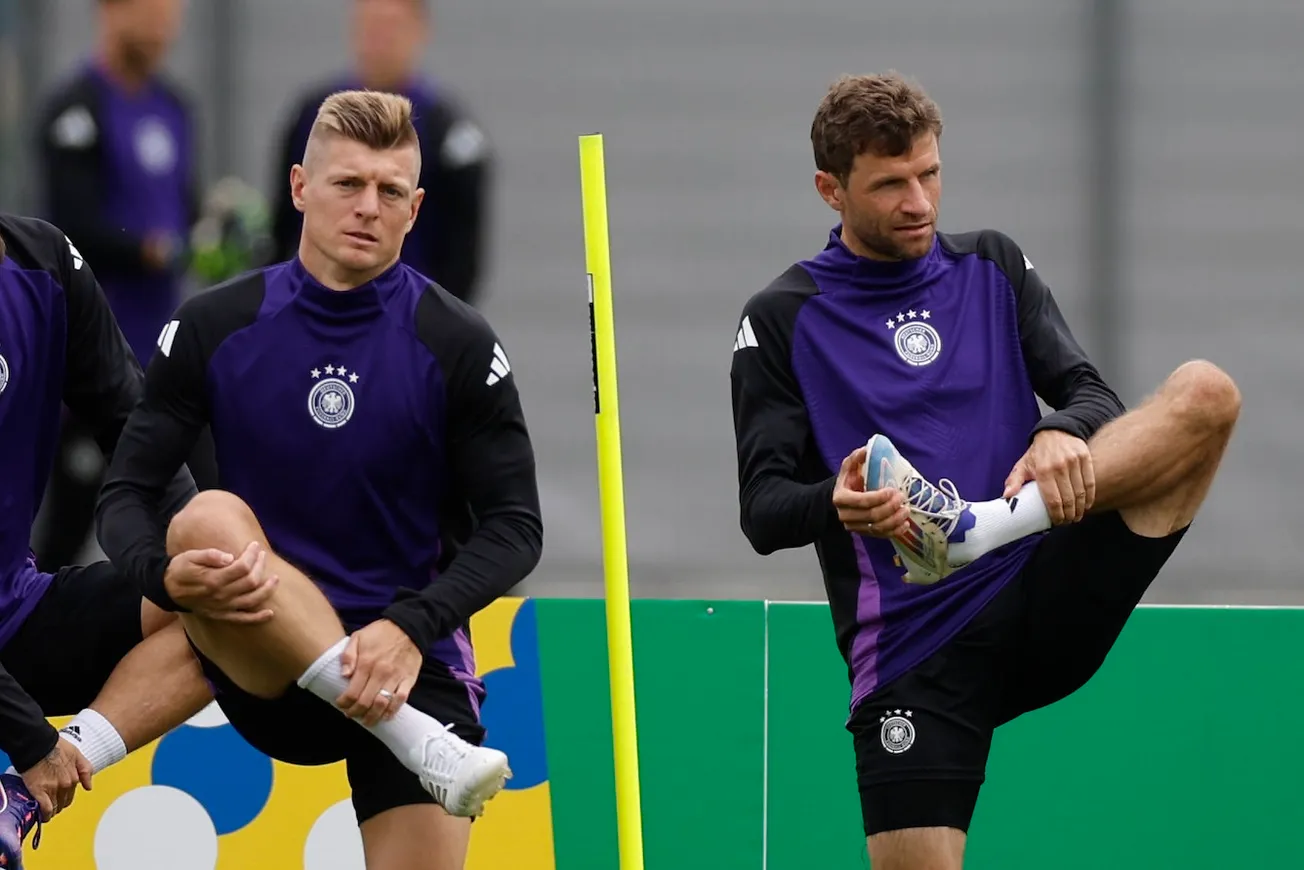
top-left (411, 724), bottom-right (512, 817)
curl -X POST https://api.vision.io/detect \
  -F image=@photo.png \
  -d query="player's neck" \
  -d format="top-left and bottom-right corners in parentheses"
top-left (298, 245), bottom-right (397, 292)
top-left (840, 224), bottom-right (900, 263)
top-left (358, 65), bottom-right (415, 94)
top-left (96, 43), bottom-right (151, 93)
top-left (360, 72), bottom-right (412, 93)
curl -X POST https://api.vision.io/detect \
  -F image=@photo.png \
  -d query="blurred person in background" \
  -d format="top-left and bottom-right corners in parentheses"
top-left (271, 0), bottom-right (491, 306)
top-left (31, 0), bottom-right (213, 571)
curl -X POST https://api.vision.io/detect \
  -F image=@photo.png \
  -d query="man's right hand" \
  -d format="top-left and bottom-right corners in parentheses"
top-left (21, 739), bottom-right (93, 822)
top-left (833, 446), bottom-right (910, 538)
top-left (164, 541), bottom-right (279, 623)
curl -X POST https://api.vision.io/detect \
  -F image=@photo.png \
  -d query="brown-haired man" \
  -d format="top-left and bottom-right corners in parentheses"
top-left (730, 71), bottom-right (1238, 868)
top-left (97, 90), bottom-right (538, 870)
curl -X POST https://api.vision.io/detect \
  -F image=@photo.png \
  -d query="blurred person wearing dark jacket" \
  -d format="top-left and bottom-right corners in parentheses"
top-left (31, 0), bottom-right (210, 571)
top-left (271, 0), bottom-right (491, 305)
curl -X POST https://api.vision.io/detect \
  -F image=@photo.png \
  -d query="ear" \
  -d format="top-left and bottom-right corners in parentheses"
top-left (290, 164), bottom-right (308, 213)
top-left (814, 170), bottom-right (844, 212)
top-left (406, 188), bottom-right (425, 233)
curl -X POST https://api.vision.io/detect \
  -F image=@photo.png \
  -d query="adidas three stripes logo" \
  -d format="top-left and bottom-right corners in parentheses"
top-left (486, 342), bottom-right (511, 386)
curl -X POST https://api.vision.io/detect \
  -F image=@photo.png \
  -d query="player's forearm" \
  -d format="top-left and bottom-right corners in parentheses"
top-left (0, 669), bottom-right (60, 773)
top-left (1031, 365), bottom-right (1126, 443)
top-left (95, 385), bottom-right (205, 612)
top-left (95, 418), bottom-right (192, 613)
top-left (740, 474), bottom-right (839, 555)
top-left (96, 484), bottom-right (178, 612)
top-left (382, 509), bottom-right (543, 652)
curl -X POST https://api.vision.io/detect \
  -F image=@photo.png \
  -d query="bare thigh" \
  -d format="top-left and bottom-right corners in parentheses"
top-left (867, 827), bottom-right (966, 870)
top-left (361, 804), bottom-right (472, 870)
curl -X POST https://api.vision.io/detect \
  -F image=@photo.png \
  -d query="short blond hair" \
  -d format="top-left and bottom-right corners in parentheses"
top-left (304, 90), bottom-right (421, 176)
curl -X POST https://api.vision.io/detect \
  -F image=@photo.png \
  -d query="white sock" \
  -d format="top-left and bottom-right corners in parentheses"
top-left (58, 708), bottom-right (127, 774)
top-left (950, 482), bottom-right (1052, 565)
top-left (296, 637), bottom-right (454, 772)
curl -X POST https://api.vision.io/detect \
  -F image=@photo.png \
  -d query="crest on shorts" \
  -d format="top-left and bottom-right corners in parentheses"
top-left (0, 352), bottom-right (9, 396)
top-left (884, 310), bottom-right (941, 367)
top-left (880, 709), bottom-right (915, 754)
top-left (307, 364), bottom-right (359, 429)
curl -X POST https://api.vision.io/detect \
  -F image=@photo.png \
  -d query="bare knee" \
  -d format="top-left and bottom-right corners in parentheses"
top-left (166, 489), bottom-right (265, 556)
top-left (1165, 359), bottom-right (1241, 436)
top-left (867, 827), bottom-right (966, 870)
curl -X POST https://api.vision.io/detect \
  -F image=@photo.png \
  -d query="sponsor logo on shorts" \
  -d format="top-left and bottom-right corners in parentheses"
top-left (0, 353), bottom-right (8, 396)
top-left (880, 709), bottom-right (915, 754)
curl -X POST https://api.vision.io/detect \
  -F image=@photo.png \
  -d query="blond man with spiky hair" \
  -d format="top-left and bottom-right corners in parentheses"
top-left (98, 89), bottom-right (542, 869)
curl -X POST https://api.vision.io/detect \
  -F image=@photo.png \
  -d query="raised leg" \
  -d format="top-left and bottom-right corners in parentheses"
top-left (79, 610), bottom-right (211, 754)
top-left (164, 490), bottom-right (510, 818)
top-left (1086, 359), bottom-right (1241, 537)
top-left (165, 489), bottom-right (346, 698)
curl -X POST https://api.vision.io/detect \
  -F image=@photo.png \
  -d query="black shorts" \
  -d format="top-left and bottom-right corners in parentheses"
top-left (192, 641), bottom-right (485, 825)
top-left (0, 561), bottom-right (144, 715)
top-left (848, 510), bottom-right (1187, 837)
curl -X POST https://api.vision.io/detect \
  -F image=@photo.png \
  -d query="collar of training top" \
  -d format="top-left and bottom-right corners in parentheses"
top-left (814, 224), bottom-right (942, 290)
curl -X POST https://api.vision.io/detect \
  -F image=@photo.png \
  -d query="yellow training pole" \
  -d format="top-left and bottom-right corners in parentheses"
top-left (578, 132), bottom-right (645, 870)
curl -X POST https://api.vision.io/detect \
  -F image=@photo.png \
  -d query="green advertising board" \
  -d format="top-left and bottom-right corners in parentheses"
top-left (538, 601), bottom-right (1304, 869)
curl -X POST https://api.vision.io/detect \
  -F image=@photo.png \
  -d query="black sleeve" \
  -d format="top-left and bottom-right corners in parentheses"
top-left (270, 97), bottom-right (315, 262)
top-left (0, 666), bottom-right (59, 773)
top-left (994, 235), bottom-right (1126, 441)
top-left (37, 87), bottom-right (151, 274)
top-left (57, 231), bottom-right (199, 516)
top-left (423, 114), bottom-right (490, 304)
top-left (95, 299), bottom-right (213, 611)
top-left (182, 91), bottom-right (203, 232)
top-left (730, 276), bottom-right (840, 556)
top-left (382, 306), bottom-right (542, 652)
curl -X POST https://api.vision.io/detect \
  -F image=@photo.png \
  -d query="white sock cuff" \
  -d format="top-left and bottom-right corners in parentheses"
top-left (60, 708), bottom-right (127, 774)
top-left (61, 708), bottom-right (119, 743)
top-left (297, 636), bottom-right (350, 689)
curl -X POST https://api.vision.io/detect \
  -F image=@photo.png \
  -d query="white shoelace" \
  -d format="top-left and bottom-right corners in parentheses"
top-left (418, 724), bottom-right (471, 791)
top-left (901, 471), bottom-right (968, 537)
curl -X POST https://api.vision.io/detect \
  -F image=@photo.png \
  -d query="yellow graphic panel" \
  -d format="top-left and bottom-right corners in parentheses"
top-left (21, 597), bottom-right (553, 869)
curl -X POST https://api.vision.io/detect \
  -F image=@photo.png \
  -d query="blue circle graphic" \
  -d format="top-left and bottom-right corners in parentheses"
top-left (151, 723), bottom-right (274, 835)
top-left (480, 598), bottom-right (549, 790)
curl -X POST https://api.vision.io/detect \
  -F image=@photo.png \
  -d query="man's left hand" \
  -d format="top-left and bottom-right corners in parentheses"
top-left (1004, 430), bottom-right (1095, 525)
top-left (336, 620), bottom-right (423, 727)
